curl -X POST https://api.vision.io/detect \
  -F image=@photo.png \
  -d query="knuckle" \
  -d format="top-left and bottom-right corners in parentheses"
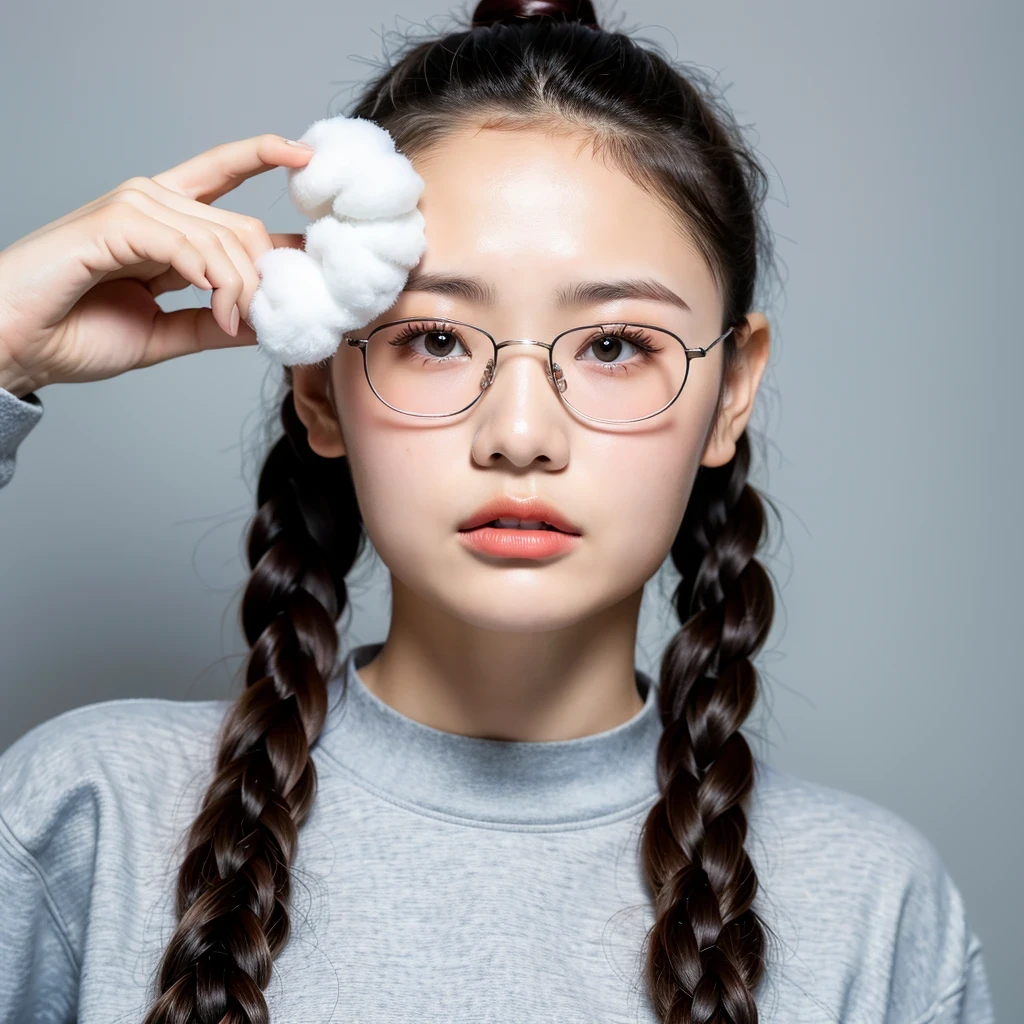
top-left (103, 197), bottom-right (141, 221)
top-left (207, 223), bottom-right (231, 244)
top-left (235, 215), bottom-right (269, 241)
top-left (164, 227), bottom-right (191, 253)
top-left (109, 187), bottom-right (147, 210)
top-left (209, 230), bottom-right (239, 267)
top-left (117, 175), bottom-right (153, 195)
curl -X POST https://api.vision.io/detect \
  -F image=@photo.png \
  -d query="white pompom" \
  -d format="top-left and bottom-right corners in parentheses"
top-left (287, 117), bottom-right (397, 220)
top-left (345, 208), bottom-right (427, 268)
top-left (331, 155), bottom-right (424, 220)
top-left (248, 247), bottom-right (360, 365)
top-left (306, 217), bottom-right (409, 320)
top-left (247, 116), bottom-right (427, 367)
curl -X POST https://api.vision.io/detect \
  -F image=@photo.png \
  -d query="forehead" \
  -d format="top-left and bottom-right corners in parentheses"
top-left (405, 124), bottom-right (719, 318)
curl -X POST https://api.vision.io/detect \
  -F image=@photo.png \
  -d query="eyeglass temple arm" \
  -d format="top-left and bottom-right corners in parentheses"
top-left (686, 325), bottom-right (735, 357)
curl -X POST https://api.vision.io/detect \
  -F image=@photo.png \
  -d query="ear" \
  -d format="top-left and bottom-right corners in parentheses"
top-left (700, 312), bottom-right (771, 468)
top-left (292, 362), bottom-right (346, 459)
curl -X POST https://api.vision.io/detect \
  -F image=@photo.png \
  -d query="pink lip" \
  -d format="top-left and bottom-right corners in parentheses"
top-left (457, 526), bottom-right (581, 560)
top-left (457, 496), bottom-right (582, 535)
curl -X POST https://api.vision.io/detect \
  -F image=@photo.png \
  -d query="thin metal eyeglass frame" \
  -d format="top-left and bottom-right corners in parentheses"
top-left (346, 316), bottom-right (736, 424)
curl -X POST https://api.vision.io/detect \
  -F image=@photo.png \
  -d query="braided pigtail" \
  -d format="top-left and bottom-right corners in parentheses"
top-left (142, 382), bottom-right (364, 1024)
top-left (640, 429), bottom-right (778, 1022)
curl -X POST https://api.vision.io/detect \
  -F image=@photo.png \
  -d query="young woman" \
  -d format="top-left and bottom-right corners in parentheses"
top-left (0, 1), bottom-right (995, 1022)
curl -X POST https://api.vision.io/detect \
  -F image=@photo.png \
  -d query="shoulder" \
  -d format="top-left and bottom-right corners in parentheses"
top-left (0, 697), bottom-right (231, 987)
top-left (0, 695), bottom-right (229, 853)
top-left (749, 761), bottom-right (989, 1022)
top-left (750, 759), bottom-right (948, 881)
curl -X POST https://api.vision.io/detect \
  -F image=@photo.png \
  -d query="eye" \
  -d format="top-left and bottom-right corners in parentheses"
top-left (576, 326), bottom-right (660, 364)
top-left (388, 321), bottom-right (470, 360)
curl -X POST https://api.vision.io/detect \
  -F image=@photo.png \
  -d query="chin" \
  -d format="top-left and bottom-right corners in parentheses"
top-left (436, 595), bottom-right (594, 635)
top-left (419, 564), bottom-right (644, 636)
top-left (387, 559), bottom-right (590, 632)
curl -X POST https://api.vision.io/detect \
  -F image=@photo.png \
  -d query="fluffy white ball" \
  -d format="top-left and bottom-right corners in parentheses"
top-left (248, 116), bottom-right (427, 366)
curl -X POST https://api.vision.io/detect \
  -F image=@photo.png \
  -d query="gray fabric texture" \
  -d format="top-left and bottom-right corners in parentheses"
top-left (0, 386), bottom-right (996, 1023)
top-left (0, 385), bottom-right (43, 489)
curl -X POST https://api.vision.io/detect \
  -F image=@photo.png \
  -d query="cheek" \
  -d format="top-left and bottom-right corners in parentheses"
top-left (333, 355), bottom-right (439, 554)
top-left (334, 349), bottom-right (475, 576)
top-left (350, 431), bottom-right (461, 548)
top-left (580, 350), bottom-right (723, 585)
top-left (587, 434), bottom-right (699, 581)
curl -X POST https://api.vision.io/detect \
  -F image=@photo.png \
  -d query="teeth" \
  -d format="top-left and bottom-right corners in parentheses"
top-left (491, 517), bottom-right (556, 531)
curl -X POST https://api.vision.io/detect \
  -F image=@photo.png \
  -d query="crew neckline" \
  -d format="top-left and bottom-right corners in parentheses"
top-left (315, 642), bottom-right (664, 827)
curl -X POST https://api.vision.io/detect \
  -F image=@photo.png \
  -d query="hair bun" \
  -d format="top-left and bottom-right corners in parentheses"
top-left (471, 0), bottom-right (599, 30)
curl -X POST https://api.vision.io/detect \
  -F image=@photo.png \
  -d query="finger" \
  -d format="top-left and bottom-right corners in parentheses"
top-left (104, 174), bottom-right (282, 271)
top-left (31, 202), bottom-right (212, 329)
top-left (99, 173), bottom-right (308, 317)
top-left (151, 134), bottom-right (315, 205)
top-left (145, 266), bottom-right (194, 297)
top-left (106, 188), bottom-right (253, 335)
top-left (136, 305), bottom-right (259, 370)
top-left (12, 138), bottom-right (311, 256)
top-left (142, 234), bottom-right (305, 298)
top-left (120, 182), bottom-right (302, 318)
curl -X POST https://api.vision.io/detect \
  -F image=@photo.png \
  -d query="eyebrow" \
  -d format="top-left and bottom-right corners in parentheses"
top-left (402, 271), bottom-right (692, 314)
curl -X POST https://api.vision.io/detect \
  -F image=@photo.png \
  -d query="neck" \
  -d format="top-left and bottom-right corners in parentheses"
top-left (356, 576), bottom-right (647, 742)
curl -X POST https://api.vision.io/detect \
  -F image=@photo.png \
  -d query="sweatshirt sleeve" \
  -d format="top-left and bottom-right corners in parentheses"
top-left (935, 939), bottom-right (996, 1023)
top-left (0, 812), bottom-right (81, 1023)
top-left (884, 839), bottom-right (996, 1024)
top-left (0, 385), bottom-right (44, 490)
top-left (0, 712), bottom-right (98, 1024)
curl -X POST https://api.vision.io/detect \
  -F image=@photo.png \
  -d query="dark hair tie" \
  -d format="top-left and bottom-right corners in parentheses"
top-left (471, 0), bottom-right (600, 30)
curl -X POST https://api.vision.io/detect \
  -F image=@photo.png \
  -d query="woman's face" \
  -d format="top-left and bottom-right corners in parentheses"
top-left (294, 123), bottom-right (769, 633)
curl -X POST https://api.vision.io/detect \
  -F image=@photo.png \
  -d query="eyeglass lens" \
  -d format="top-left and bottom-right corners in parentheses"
top-left (362, 319), bottom-right (690, 420)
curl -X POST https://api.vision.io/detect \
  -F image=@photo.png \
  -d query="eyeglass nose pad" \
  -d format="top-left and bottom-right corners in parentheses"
top-left (478, 351), bottom-right (566, 394)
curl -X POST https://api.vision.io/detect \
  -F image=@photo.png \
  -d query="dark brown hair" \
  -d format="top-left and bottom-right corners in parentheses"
top-left (142, 1), bottom-right (783, 1020)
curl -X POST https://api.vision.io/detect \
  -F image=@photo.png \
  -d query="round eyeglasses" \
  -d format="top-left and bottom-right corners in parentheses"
top-left (346, 316), bottom-right (735, 424)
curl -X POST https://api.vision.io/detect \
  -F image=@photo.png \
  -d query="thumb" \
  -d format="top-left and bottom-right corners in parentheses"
top-left (139, 304), bottom-right (258, 369)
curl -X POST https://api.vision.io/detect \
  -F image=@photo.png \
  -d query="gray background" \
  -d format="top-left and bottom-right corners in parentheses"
top-left (1, 0), bottom-right (1019, 1015)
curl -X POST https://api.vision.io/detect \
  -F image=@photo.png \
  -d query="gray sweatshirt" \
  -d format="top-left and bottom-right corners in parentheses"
top-left (0, 383), bottom-right (996, 1023)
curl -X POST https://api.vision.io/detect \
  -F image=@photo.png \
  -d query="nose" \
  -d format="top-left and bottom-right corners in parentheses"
top-left (468, 339), bottom-right (571, 471)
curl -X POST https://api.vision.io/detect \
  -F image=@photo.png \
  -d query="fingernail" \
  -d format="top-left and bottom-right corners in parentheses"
top-left (229, 305), bottom-right (240, 336)
top-left (284, 138), bottom-right (314, 150)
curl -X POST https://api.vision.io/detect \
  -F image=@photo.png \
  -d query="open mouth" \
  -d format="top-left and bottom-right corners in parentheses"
top-left (457, 512), bottom-right (581, 558)
top-left (476, 518), bottom-right (564, 532)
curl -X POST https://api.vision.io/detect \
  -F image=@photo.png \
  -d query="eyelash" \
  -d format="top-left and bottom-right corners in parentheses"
top-left (389, 320), bottom-right (460, 346)
top-left (387, 321), bottom-right (662, 358)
